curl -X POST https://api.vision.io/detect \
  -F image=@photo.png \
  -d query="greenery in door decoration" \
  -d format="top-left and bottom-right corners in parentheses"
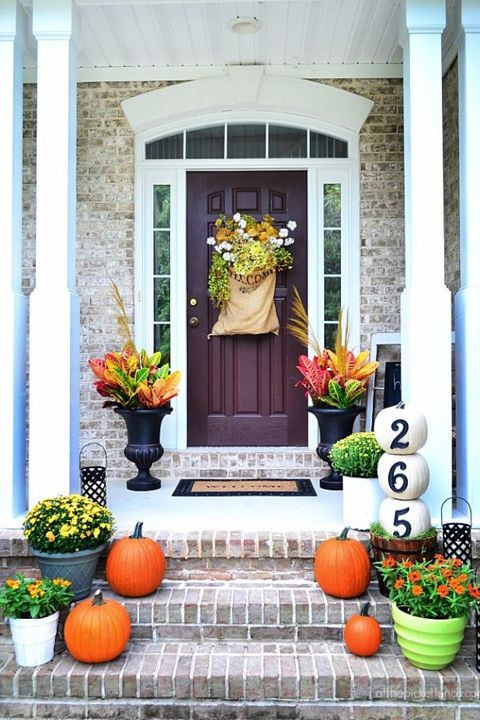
top-left (0, 574), bottom-right (73, 620)
top-left (207, 212), bottom-right (296, 308)
top-left (89, 281), bottom-right (181, 409)
top-left (329, 432), bottom-right (384, 478)
top-left (287, 289), bottom-right (378, 409)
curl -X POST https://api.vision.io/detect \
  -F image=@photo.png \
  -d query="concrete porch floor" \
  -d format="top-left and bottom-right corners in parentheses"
top-left (107, 476), bottom-right (343, 533)
top-left (103, 446), bottom-right (343, 533)
top-left (73, 445), bottom-right (336, 533)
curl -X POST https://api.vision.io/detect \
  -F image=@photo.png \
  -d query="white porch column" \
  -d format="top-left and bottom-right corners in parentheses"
top-left (0, 1), bottom-right (28, 525)
top-left (400, 0), bottom-right (451, 521)
top-left (29, 0), bottom-right (79, 505)
top-left (455, 1), bottom-right (480, 522)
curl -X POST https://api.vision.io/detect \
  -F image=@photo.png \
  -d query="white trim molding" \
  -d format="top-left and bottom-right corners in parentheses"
top-left (122, 72), bottom-right (372, 450)
top-left (454, 0), bottom-right (480, 523)
top-left (0, 0), bottom-right (29, 525)
top-left (29, 0), bottom-right (80, 507)
top-left (400, 0), bottom-right (451, 523)
top-left (121, 69), bottom-right (374, 137)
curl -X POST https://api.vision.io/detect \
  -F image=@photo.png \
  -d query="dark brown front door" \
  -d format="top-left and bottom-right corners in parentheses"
top-left (187, 171), bottom-right (307, 446)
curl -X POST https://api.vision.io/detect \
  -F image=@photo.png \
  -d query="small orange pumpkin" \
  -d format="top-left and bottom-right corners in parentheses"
top-left (64, 589), bottom-right (131, 663)
top-left (344, 602), bottom-right (382, 656)
top-left (314, 527), bottom-right (370, 598)
top-left (106, 521), bottom-right (166, 597)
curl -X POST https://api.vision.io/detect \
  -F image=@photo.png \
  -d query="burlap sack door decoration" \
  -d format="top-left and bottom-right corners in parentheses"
top-left (210, 269), bottom-right (279, 336)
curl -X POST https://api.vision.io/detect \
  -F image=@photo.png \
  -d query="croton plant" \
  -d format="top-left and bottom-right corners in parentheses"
top-left (89, 342), bottom-right (181, 409)
top-left (89, 281), bottom-right (181, 409)
top-left (288, 288), bottom-right (378, 409)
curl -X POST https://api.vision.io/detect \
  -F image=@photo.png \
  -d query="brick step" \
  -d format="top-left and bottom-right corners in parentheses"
top-left (1, 638), bottom-right (479, 709)
top-left (1, 578), bottom-right (476, 648)
top-left (112, 579), bottom-right (395, 642)
top-left (3, 528), bottom-right (480, 584)
top-left (1, 580), bottom-right (392, 650)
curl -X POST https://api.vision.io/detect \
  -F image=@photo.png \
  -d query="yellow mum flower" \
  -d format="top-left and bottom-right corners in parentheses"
top-left (46, 531), bottom-right (56, 542)
top-left (5, 578), bottom-right (20, 589)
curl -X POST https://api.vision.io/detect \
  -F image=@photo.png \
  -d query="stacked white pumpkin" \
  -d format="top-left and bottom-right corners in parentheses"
top-left (373, 403), bottom-right (431, 538)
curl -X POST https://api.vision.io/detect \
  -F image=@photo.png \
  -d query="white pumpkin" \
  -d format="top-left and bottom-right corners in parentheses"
top-left (379, 497), bottom-right (431, 539)
top-left (378, 452), bottom-right (430, 500)
top-left (374, 403), bottom-right (428, 455)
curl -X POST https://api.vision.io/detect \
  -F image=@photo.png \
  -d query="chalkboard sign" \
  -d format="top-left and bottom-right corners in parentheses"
top-left (384, 362), bottom-right (401, 408)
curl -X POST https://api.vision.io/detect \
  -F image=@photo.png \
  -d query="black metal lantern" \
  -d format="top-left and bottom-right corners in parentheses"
top-left (440, 496), bottom-right (472, 565)
top-left (80, 442), bottom-right (107, 506)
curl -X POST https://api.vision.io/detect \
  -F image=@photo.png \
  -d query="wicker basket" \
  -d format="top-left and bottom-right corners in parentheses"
top-left (370, 532), bottom-right (438, 597)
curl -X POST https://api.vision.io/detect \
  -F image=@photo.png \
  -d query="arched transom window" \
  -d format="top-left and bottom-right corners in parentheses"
top-left (145, 123), bottom-right (348, 160)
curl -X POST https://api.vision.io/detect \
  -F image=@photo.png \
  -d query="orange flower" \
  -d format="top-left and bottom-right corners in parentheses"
top-left (434, 553), bottom-right (445, 562)
top-left (437, 585), bottom-right (450, 597)
top-left (408, 570), bottom-right (422, 583)
top-left (394, 578), bottom-right (405, 590)
top-left (448, 577), bottom-right (460, 588)
top-left (5, 578), bottom-right (20, 590)
top-left (453, 584), bottom-right (466, 595)
top-left (452, 559), bottom-right (463, 568)
top-left (456, 573), bottom-right (469, 583)
top-left (468, 585), bottom-right (480, 601)
top-left (411, 585), bottom-right (423, 597)
top-left (441, 567), bottom-right (453, 579)
top-left (382, 556), bottom-right (396, 569)
top-left (53, 578), bottom-right (72, 588)
top-left (402, 560), bottom-right (413, 569)
top-left (27, 584), bottom-right (45, 598)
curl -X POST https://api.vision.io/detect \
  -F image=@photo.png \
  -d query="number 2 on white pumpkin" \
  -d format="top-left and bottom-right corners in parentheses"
top-left (390, 419), bottom-right (410, 451)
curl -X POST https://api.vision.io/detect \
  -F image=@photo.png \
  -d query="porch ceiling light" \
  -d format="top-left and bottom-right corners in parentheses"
top-left (228, 16), bottom-right (263, 35)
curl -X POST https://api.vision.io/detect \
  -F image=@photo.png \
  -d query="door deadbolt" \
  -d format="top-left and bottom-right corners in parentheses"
top-left (188, 316), bottom-right (199, 328)
top-left (189, 298), bottom-right (198, 307)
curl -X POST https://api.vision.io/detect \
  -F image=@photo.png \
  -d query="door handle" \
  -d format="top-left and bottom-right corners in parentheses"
top-left (188, 316), bottom-right (199, 328)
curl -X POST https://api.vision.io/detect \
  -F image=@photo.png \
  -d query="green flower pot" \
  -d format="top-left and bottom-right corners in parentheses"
top-left (31, 544), bottom-right (107, 601)
top-left (392, 602), bottom-right (467, 670)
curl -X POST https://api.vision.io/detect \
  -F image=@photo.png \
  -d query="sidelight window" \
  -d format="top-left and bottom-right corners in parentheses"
top-left (153, 185), bottom-right (171, 362)
top-left (323, 183), bottom-right (342, 348)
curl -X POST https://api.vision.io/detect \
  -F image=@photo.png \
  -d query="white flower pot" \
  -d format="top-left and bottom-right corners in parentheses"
top-left (9, 611), bottom-right (59, 666)
top-left (342, 476), bottom-right (383, 531)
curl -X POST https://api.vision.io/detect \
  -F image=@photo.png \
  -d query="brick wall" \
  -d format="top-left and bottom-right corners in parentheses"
top-left (443, 60), bottom-right (460, 298)
top-left (22, 78), bottom-right (405, 479)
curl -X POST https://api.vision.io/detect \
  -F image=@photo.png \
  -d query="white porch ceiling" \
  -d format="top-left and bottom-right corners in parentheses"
top-left (20, 0), bottom-right (405, 79)
top-left (18, 0), bottom-right (460, 81)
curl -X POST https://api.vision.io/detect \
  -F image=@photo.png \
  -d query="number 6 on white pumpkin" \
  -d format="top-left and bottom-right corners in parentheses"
top-left (378, 453), bottom-right (430, 500)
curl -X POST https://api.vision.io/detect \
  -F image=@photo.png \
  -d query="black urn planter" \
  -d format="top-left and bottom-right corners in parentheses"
top-left (308, 405), bottom-right (365, 491)
top-left (114, 406), bottom-right (172, 491)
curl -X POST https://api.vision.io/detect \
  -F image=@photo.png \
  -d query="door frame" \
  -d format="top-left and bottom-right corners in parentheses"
top-left (134, 117), bottom-right (361, 451)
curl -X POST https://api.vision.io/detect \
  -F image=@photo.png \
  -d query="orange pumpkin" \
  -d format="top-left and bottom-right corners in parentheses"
top-left (106, 521), bottom-right (166, 597)
top-left (344, 602), bottom-right (382, 656)
top-left (314, 527), bottom-right (370, 598)
top-left (64, 589), bottom-right (131, 663)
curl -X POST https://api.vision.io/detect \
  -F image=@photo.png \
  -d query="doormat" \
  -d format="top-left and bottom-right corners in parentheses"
top-left (172, 479), bottom-right (317, 497)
